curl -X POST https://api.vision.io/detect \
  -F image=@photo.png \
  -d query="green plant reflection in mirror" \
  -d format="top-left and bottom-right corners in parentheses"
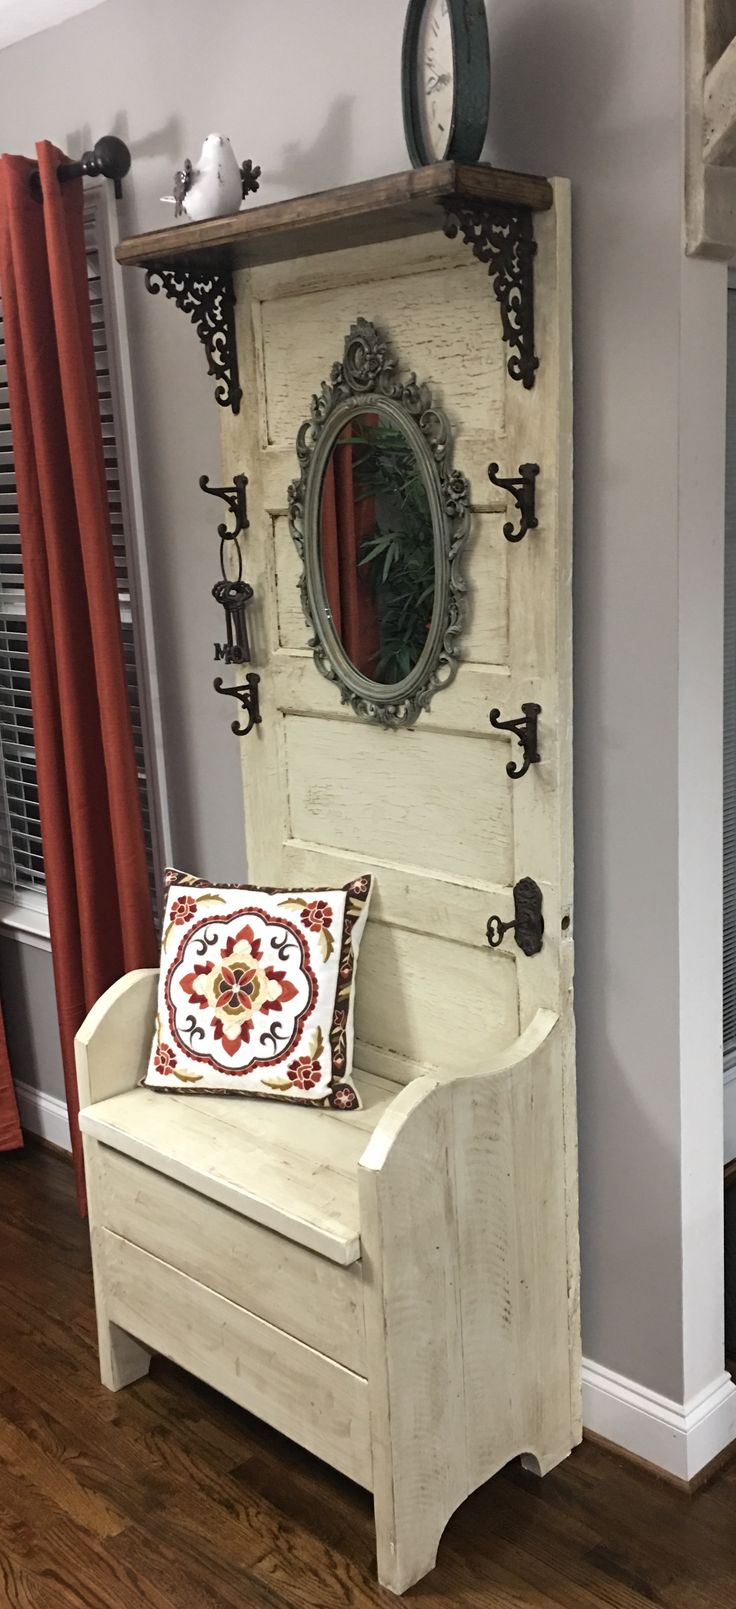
top-left (319, 412), bottom-right (436, 686)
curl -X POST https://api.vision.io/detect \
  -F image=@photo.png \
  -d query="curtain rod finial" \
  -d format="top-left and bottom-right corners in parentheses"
top-left (28, 136), bottom-right (132, 198)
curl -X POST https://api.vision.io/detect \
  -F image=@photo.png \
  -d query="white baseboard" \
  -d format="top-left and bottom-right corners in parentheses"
top-left (582, 1357), bottom-right (736, 1480)
top-left (15, 1079), bottom-right (71, 1153)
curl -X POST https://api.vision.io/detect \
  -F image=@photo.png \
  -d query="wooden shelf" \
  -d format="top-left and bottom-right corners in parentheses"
top-left (116, 163), bottom-right (553, 275)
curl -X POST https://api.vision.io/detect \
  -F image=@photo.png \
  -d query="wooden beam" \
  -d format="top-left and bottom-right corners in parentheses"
top-left (704, 31), bottom-right (736, 165)
top-left (115, 163), bottom-right (553, 276)
top-left (685, 0), bottom-right (736, 256)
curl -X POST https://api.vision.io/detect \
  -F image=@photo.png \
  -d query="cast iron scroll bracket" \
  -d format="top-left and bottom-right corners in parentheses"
top-left (213, 673), bottom-right (262, 737)
top-left (487, 877), bottom-right (544, 957)
top-left (489, 703), bottom-right (542, 779)
top-left (145, 267), bottom-right (242, 414)
top-left (442, 201), bottom-right (538, 388)
top-left (488, 461), bottom-right (539, 543)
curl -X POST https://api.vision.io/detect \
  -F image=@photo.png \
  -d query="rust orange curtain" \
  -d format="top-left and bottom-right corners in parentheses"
top-left (0, 143), bottom-right (157, 1206)
top-left (321, 424), bottom-right (379, 679)
top-left (0, 1008), bottom-right (21, 1152)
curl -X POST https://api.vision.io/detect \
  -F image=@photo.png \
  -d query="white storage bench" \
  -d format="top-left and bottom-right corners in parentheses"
top-left (77, 966), bottom-right (579, 1596)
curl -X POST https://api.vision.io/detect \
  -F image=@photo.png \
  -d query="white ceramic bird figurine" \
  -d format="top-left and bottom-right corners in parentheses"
top-left (161, 134), bottom-right (261, 223)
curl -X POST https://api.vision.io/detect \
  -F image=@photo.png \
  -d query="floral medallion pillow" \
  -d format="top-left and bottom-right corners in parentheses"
top-left (143, 868), bottom-right (372, 1110)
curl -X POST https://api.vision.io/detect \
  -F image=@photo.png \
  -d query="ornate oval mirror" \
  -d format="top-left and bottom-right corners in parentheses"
top-left (288, 319), bottom-right (469, 727)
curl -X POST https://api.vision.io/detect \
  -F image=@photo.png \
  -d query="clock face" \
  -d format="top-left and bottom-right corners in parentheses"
top-left (416, 0), bottom-right (455, 162)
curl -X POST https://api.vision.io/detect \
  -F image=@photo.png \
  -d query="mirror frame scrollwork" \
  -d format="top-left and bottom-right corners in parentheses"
top-left (287, 318), bottom-right (469, 728)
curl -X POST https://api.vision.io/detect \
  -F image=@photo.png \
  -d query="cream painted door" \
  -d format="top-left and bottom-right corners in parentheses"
top-left (221, 184), bottom-right (572, 1085)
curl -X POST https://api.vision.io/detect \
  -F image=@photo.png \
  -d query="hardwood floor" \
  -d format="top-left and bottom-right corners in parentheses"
top-left (2, 1147), bottom-right (736, 1609)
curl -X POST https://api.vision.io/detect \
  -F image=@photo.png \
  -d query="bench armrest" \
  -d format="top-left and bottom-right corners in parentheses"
top-left (75, 968), bottom-right (158, 1108)
top-left (360, 1009), bottom-right (561, 1175)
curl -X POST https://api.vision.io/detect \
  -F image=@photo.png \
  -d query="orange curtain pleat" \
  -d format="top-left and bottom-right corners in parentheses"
top-left (320, 424), bottom-right (379, 678)
top-left (0, 144), bottom-right (157, 1207)
top-left (0, 1005), bottom-right (21, 1152)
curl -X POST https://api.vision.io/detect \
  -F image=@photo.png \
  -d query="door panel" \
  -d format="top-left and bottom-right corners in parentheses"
top-left (223, 194), bottom-right (572, 1083)
top-left (283, 715), bottom-right (513, 886)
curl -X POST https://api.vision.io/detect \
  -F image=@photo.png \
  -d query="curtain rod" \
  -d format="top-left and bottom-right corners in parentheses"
top-left (29, 136), bottom-right (131, 199)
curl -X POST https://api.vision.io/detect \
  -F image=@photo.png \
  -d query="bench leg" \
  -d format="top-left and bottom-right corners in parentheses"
top-left (97, 1315), bottom-right (151, 1392)
top-left (84, 1137), bottom-right (152, 1392)
top-left (373, 1478), bottom-right (449, 1597)
top-left (521, 1443), bottom-right (573, 1478)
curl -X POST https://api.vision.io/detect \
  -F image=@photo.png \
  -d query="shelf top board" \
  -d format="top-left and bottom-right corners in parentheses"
top-left (116, 163), bottom-right (554, 275)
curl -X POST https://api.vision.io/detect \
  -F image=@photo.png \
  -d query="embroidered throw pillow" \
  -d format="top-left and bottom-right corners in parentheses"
top-left (144, 868), bottom-right (372, 1110)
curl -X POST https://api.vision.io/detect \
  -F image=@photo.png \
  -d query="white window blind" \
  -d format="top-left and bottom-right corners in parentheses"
top-left (724, 287), bottom-right (736, 1065)
top-left (0, 188), bottom-right (168, 919)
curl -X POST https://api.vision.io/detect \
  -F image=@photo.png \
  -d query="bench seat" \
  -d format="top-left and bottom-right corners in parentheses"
top-left (79, 1066), bottom-right (401, 1265)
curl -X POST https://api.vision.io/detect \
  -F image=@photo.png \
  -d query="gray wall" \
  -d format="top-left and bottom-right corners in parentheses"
top-left (0, 936), bottom-right (66, 1103)
top-left (0, 0), bottom-right (727, 1410)
top-left (489, 1), bottom-right (685, 1394)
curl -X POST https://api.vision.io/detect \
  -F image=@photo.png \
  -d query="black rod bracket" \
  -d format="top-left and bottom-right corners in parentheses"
top-left (442, 200), bottom-right (538, 388)
top-left (145, 267), bottom-right (242, 413)
top-left (489, 702), bottom-right (542, 779)
top-left (488, 461), bottom-right (539, 543)
top-left (29, 135), bottom-right (131, 199)
top-left (487, 878), bottom-right (544, 957)
top-left (214, 673), bottom-right (262, 737)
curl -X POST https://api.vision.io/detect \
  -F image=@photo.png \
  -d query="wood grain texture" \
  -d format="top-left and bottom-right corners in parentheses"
top-left (5, 1148), bottom-right (736, 1609)
top-left (360, 1010), bottom-right (577, 1594)
top-left (84, 1134), bottom-right (152, 1395)
top-left (77, 175), bottom-right (579, 1600)
top-left (75, 968), bottom-right (158, 1108)
top-left (97, 1229), bottom-right (372, 1488)
top-left (95, 1146), bottom-right (367, 1371)
top-left (224, 175), bottom-right (579, 1593)
top-left (686, 1), bottom-right (736, 257)
top-left (283, 713), bottom-right (513, 883)
top-left (116, 163), bottom-right (553, 272)
top-left (257, 251), bottom-right (506, 476)
top-left (79, 1069), bottom-right (401, 1266)
top-left (225, 188), bottom-right (574, 1078)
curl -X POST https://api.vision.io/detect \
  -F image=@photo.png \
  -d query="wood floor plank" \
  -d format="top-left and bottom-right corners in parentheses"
top-left (2, 1146), bottom-right (736, 1608)
top-left (0, 1462), bottom-right (181, 1609)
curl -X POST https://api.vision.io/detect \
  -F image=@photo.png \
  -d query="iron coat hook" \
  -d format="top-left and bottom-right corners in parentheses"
top-left (199, 472), bottom-right (262, 736)
top-left (488, 461), bottom-right (540, 543)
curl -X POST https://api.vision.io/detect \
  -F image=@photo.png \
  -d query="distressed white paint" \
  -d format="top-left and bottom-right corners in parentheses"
top-left (94, 1146), bottom-right (366, 1369)
top-left (97, 1224), bottom-right (373, 1486)
top-left (77, 176), bottom-right (578, 1595)
top-left (78, 985), bottom-right (580, 1594)
top-left (5, 0), bottom-right (730, 1494)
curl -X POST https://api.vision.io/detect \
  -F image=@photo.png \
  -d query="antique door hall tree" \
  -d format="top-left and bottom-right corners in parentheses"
top-left (76, 163), bottom-right (578, 1596)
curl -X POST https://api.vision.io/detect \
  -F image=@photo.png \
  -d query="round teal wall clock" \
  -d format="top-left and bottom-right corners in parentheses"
top-left (401, 0), bottom-right (491, 168)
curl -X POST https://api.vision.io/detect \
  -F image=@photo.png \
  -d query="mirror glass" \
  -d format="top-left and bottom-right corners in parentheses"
top-left (318, 410), bottom-right (436, 686)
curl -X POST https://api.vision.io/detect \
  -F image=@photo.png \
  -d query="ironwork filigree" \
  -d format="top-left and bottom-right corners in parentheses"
top-left (442, 201), bottom-right (538, 389)
top-left (487, 878), bottom-right (544, 957)
top-left (488, 461), bottom-right (540, 542)
top-left (287, 317), bottom-right (469, 729)
top-left (145, 267), bottom-right (242, 413)
top-left (489, 703), bottom-right (542, 780)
